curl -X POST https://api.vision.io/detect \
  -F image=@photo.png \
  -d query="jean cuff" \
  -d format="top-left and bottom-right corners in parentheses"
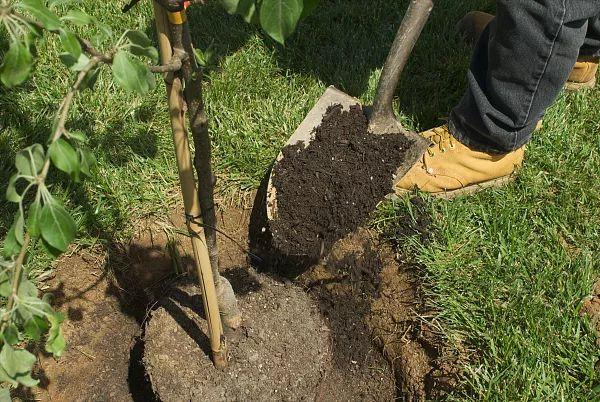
top-left (448, 114), bottom-right (505, 154)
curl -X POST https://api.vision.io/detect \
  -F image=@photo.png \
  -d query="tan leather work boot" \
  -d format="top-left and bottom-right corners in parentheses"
top-left (457, 11), bottom-right (599, 90)
top-left (395, 125), bottom-right (524, 198)
top-left (565, 56), bottom-right (598, 90)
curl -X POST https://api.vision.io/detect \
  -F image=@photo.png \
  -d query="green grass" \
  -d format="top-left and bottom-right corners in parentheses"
top-left (376, 91), bottom-right (600, 399)
top-left (1, 0), bottom-right (599, 399)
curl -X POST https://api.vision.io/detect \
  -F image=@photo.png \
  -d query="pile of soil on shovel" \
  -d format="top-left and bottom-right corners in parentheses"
top-left (271, 103), bottom-right (414, 258)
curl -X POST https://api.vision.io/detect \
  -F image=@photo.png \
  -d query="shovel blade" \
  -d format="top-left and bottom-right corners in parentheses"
top-left (266, 86), bottom-right (429, 222)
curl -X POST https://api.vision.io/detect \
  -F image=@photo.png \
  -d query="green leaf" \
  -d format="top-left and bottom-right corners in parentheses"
top-left (78, 149), bottom-right (96, 177)
top-left (2, 325), bottom-right (20, 346)
top-left (193, 48), bottom-right (206, 67)
top-left (125, 30), bottom-right (152, 48)
top-left (6, 174), bottom-right (21, 203)
top-left (129, 45), bottom-right (159, 64)
top-left (20, 0), bottom-right (62, 30)
top-left (0, 41), bottom-right (33, 87)
top-left (0, 388), bottom-right (11, 402)
top-left (24, 29), bottom-right (40, 54)
top-left (194, 44), bottom-right (216, 68)
top-left (300, 0), bottom-right (318, 18)
top-left (0, 272), bottom-right (10, 298)
top-left (61, 10), bottom-right (93, 26)
top-left (125, 31), bottom-right (158, 64)
top-left (260, 0), bottom-right (303, 45)
top-left (40, 238), bottom-right (63, 258)
top-left (24, 18), bottom-right (44, 38)
top-left (49, 138), bottom-right (80, 180)
top-left (220, 0), bottom-right (240, 14)
top-left (28, 199), bottom-right (43, 238)
top-left (96, 22), bottom-right (113, 40)
top-left (15, 144), bottom-right (45, 177)
top-left (16, 372), bottom-right (39, 387)
top-left (59, 29), bottom-right (81, 57)
top-left (80, 66), bottom-right (100, 90)
top-left (24, 316), bottom-right (49, 341)
top-left (111, 51), bottom-right (156, 95)
top-left (46, 312), bottom-right (65, 357)
top-left (220, 0), bottom-right (258, 23)
top-left (3, 214), bottom-right (23, 258)
top-left (14, 211), bottom-right (24, 245)
top-left (0, 345), bottom-right (36, 378)
top-left (237, 0), bottom-right (258, 23)
top-left (68, 130), bottom-right (88, 143)
top-left (16, 303), bottom-right (33, 322)
top-left (18, 277), bottom-right (38, 299)
top-left (60, 52), bottom-right (90, 71)
top-left (59, 29), bottom-right (82, 61)
top-left (0, 366), bottom-right (17, 386)
top-left (39, 200), bottom-right (76, 252)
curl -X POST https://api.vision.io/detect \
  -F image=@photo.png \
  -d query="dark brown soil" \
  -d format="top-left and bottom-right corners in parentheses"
top-left (270, 104), bottom-right (414, 258)
top-left (26, 193), bottom-right (459, 401)
top-left (31, 233), bottom-right (172, 402)
top-left (298, 227), bottom-right (460, 401)
top-left (143, 274), bottom-right (335, 401)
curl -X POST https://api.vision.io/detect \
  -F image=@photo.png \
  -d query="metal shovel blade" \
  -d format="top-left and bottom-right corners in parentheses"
top-left (266, 86), bottom-right (429, 222)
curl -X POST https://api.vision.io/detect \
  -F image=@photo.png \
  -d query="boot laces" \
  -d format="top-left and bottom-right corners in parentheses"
top-left (425, 126), bottom-right (455, 157)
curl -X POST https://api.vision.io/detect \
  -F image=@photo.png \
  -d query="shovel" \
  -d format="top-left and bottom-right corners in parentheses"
top-left (266, 0), bottom-right (433, 222)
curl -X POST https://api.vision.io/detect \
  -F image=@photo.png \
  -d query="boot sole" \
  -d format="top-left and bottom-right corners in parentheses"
top-left (564, 76), bottom-right (596, 91)
top-left (393, 174), bottom-right (515, 200)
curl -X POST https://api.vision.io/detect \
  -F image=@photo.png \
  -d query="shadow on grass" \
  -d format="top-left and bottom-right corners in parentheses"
top-left (181, 0), bottom-right (495, 131)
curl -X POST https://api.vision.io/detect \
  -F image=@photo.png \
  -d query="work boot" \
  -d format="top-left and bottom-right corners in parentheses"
top-left (395, 125), bottom-right (524, 198)
top-left (565, 56), bottom-right (598, 90)
top-left (457, 11), bottom-right (599, 90)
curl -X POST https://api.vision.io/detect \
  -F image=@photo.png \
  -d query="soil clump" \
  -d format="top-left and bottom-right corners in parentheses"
top-left (270, 104), bottom-right (414, 258)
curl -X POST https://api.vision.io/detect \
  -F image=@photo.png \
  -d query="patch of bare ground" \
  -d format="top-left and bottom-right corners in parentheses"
top-left (25, 189), bottom-right (461, 401)
top-left (30, 208), bottom-right (195, 401)
top-left (581, 280), bottom-right (600, 353)
top-left (296, 228), bottom-right (460, 401)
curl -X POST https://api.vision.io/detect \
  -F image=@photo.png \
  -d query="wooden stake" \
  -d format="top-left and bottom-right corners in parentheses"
top-left (169, 6), bottom-right (242, 330)
top-left (152, 1), bottom-right (227, 368)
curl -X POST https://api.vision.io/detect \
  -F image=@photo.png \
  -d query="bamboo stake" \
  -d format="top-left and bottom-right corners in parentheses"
top-left (169, 8), bottom-right (242, 330)
top-left (153, 1), bottom-right (227, 368)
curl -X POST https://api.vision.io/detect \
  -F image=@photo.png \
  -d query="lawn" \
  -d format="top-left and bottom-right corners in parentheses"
top-left (1, 0), bottom-right (598, 399)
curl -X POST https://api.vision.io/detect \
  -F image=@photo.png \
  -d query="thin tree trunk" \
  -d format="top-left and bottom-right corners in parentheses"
top-left (170, 17), bottom-right (241, 329)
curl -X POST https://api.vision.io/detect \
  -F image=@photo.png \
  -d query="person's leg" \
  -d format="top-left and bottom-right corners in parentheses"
top-left (580, 15), bottom-right (600, 57)
top-left (456, 11), bottom-right (600, 91)
top-left (396, 1), bottom-right (600, 197)
top-left (450, 0), bottom-right (600, 154)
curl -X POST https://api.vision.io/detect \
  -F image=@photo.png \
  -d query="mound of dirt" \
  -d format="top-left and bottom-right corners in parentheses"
top-left (32, 196), bottom-right (457, 402)
top-left (270, 104), bottom-right (414, 258)
top-left (143, 274), bottom-right (333, 400)
top-left (299, 227), bottom-right (459, 401)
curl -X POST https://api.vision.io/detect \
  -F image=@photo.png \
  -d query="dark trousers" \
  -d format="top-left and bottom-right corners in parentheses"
top-left (449, 1), bottom-right (600, 153)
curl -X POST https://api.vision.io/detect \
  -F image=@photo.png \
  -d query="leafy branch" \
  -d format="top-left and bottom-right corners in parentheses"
top-left (0, 0), bottom-right (185, 393)
top-left (219, 0), bottom-right (319, 44)
top-left (0, 0), bottom-right (319, 395)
